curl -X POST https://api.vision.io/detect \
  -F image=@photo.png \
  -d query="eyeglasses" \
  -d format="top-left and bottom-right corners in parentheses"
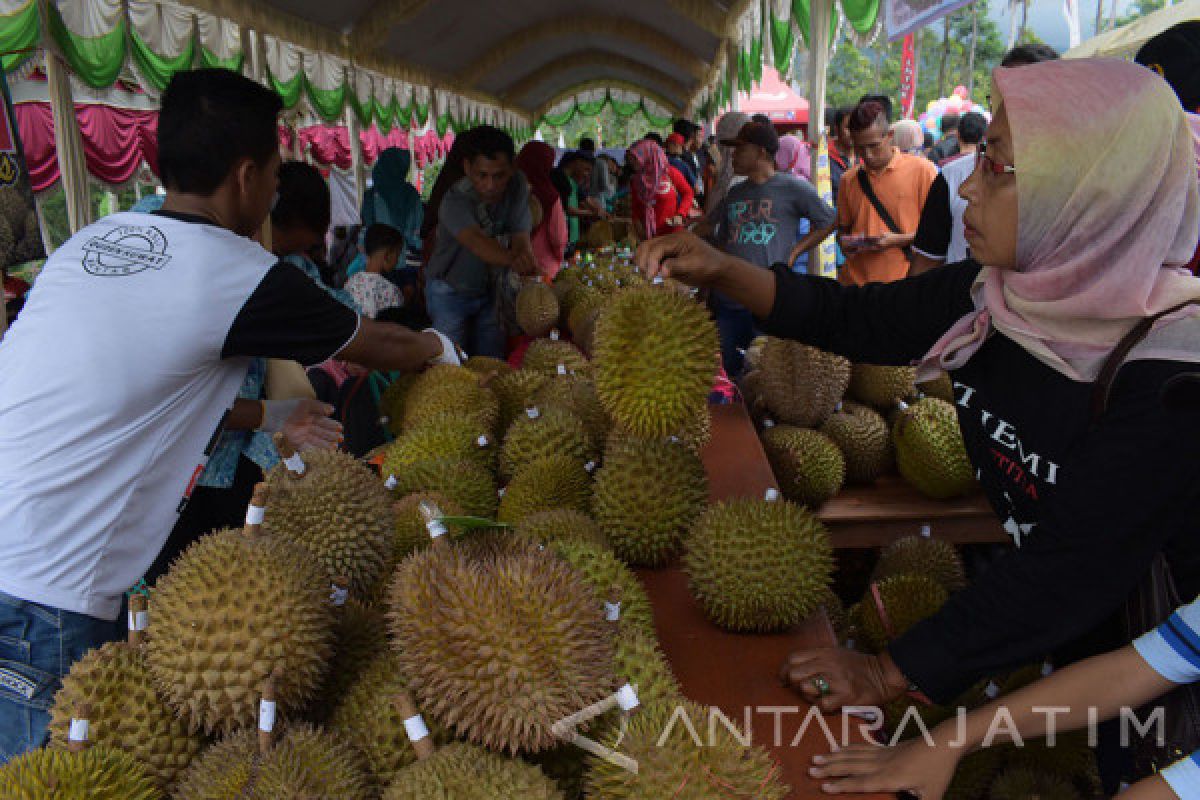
top-left (976, 146), bottom-right (1016, 176)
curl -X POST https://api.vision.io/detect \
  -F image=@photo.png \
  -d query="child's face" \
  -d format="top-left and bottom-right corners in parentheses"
top-left (383, 246), bottom-right (402, 272)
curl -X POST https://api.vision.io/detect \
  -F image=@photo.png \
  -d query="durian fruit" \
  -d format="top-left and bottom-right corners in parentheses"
top-left (402, 365), bottom-right (499, 433)
top-left (743, 336), bottom-right (769, 371)
top-left (173, 724), bottom-right (369, 800)
top-left (146, 528), bottom-right (334, 736)
top-left (531, 375), bottom-right (610, 448)
top-left (566, 291), bottom-right (607, 355)
top-left (585, 699), bottom-right (789, 800)
top-left (739, 369), bottom-right (767, 414)
top-left (848, 364), bottom-right (918, 409)
top-left (490, 368), bottom-right (550, 434)
top-left (1005, 731), bottom-right (1100, 793)
top-left (516, 281), bottom-right (562, 337)
top-left (893, 398), bottom-right (976, 499)
top-left (379, 373), bottom-right (419, 436)
top-left (592, 437), bottom-right (708, 567)
top-left (388, 541), bottom-right (614, 754)
top-left (523, 338), bottom-right (591, 377)
top-left (550, 539), bottom-right (657, 640)
top-left (328, 652), bottom-right (447, 788)
top-left (464, 354), bottom-right (514, 377)
top-left (47, 639), bottom-right (206, 791)
top-left (500, 405), bottom-right (596, 480)
top-left (516, 508), bottom-right (609, 550)
top-left (15, 210), bottom-right (42, 263)
top-left (498, 455), bottom-right (593, 525)
top-left (592, 287), bottom-right (719, 439)
top-left (761, 425), bottom-right (846, 508)
top-left (917, 370), bottom-right (956, 404)
top-left (381, 414), bottom-right (496, 477)
top-left (382, 742), bottom-right (564, 799)
top-left (871, 535), bottom-right (968, 593)
top-left (820, 402), bottom-right (893, 484)
top-left (583, 219), bottom-right (615, 249)
top-left (685, 498), bottom-right (834, 632)
top-left (0, 747), bottom-right (161, 800)
top-left (389, 457), bottom-right (498, 518)
top-left (314, 598), bottom-right (389, 718)
top-left (611, 627), bottom-right (681, 709)
top-left (989, 767), bottom-right (1081, 800)
top-left (263, 448), bottom-right (392, 596)
top-left (858, 574), bottom-right (948, 652)
top-left (817, 586), bottom-right (849, 637)
top-left (944, 746), bottom-right (1008, 800)
top-left (756, 338), bottom-right (851, 427)
top-left (388, 491), bottom-right (464, 572)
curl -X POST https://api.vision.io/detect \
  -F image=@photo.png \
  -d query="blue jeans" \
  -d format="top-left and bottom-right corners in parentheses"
top-left (425, 278), bottom-right (505, 359)
top-left (0, 591), bottom-right (121, 763)
top-left (710, 291), bottom-right (759, 380)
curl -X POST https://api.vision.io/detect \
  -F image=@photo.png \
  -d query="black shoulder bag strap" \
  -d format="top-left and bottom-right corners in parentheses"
top-left (856, 169), bottom-right (913, 262)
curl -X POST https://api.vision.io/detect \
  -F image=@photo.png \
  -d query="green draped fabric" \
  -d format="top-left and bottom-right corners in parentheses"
top-left (771, 14), bottom-right (795, 73)
top-left (348, 89), bottom-right (373, 127)
top-left (793, 0), bottom-right (842, 48)
top-left (412, 101), bottom-right (430, 127)
top-left (541, 105), bottom-right (575, 127)
top-left (610, 93), bottom-right (641, 118)
top-left (46, 5), bottom-right (126, 88)
top-left (435, 112), bottom-right (452, 136)
top-left (268, 68), bottom-right (304, 109)
top-left (394, 103), bottom-right (413, 131)
top-left (129, 28), bottom-right (194, 92)
top-left (198, 46), bottom-right (243, 73)
top-left (305, 78), bottom-right (345, 122)
top-left (0, 2), bottom-right (38, 74)
top-left (639, 101), bottom-right (672, 127)
top-left (840, 0), bottom-right (881, 34)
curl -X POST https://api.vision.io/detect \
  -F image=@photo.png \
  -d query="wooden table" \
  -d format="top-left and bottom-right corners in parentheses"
top-left (633, 401), bottom-right (892, 800)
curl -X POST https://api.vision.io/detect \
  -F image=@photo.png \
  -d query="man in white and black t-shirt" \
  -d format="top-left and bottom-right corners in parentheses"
top-left (0, 68), bottom-right (459, 761)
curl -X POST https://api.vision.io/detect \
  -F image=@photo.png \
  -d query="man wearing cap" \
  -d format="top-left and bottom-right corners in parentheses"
top-left (712, 121), bottom-right (836, 376)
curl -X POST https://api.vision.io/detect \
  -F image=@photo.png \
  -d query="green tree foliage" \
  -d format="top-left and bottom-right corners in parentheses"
top-left (540, 105), bottom-right (669, 151)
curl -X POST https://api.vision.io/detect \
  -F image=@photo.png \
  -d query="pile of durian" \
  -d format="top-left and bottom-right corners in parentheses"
top-left (842, 536), bottom-right (1101, 800)
top-left (3, 265), bottom-right (815, 800)
top-left (740, 336), bottom-right (977, 506)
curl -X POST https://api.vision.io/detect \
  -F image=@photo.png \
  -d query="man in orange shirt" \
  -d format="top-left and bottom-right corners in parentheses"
top-left (836, 100), bottom-right (938, 285)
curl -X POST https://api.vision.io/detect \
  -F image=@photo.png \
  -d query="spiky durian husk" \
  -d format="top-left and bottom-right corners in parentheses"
top-left (402, 365), bottom-right (499, 433)
top-left (943, 747), bottom-right (1008, 800)
top-left (592, 437), bottom-right (708, 567)
top-left (583, 219), bottom-right (616, 249)
top-left (684, 499), bottom-right (834, 632)
top-left (1005, 731), bottom-right (1100, 792)
top-left (382, 742), bottom-right (564, 799)
top-left (386, 491), bottom-right (464, 577)
top-left (517, 281), bottom-right (562, 337)
top-left (389, 457), bottom-right (498, 518)
top-left (0, 747), bottom-right (161, 800)
top-left (550, 539), bottom-right (656, 639)
top-left (313, 599), bottom-right (389, 719)
top-left (893, 398), bottom-right (976, 500)
top-left (858, 574), bottom-right (949, 652)
top-left (917, 370), bottom-right (956, 404)
top-left (761, 425), bottom-right (846, 508)
top-left (523, 338), bottom-right (591, 378)
top-left (585, 699), bottom-right (789, 800)
top-left (848, 364), bottom-right (918, 409)
top-left (820, 402), bottom-right (893, 484)
top-left (381, 413), bottom-right (497, 478)
top-left (871, 535), bottom-right (968, 593)
top-left (744, 336), bottom-right (770, 371)
top-left (379, 373), bottom-right (419, 436)
top-left (47, 641), bottom-right (205, 791)
top-left (263, 448), bottom-right (392, 596)
top-left (388, 542), bottom-right (614, 754)
top-left (989, 766), bottom-right (1081, 800)
top-left (464, 355), bottom-right (514, 378)
top-left (592, 287), bottom-right (718, 440)
top-left (174, 725), bottom-right (369, 800)
top-left (498, 455), bottom-right (592, 525)
top-left (606, 399), bottom-right (711, 457)
top-left (757, 339), bottom-right (851, 427)
top-left (516, 509), bottom-right (609, 550)
top-left (500, 406), bottom-right (596, 481)
top-left (491, 369), bottom-right (551, 435)
top-left (328, 652), bottom-right (447, 789)
top-left (531, 375), bottom-right (610, 447)
top-left (146, 529), bottom-right (334, 736)
top-left (567, 296), bottom-right (606, 355)
top-left (525, 744), bottom-right (589, 800)
top-left (612, 627), bottom-right (681, 709)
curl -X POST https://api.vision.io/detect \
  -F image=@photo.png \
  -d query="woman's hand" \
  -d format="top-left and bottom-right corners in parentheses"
top-left (267, 398), bottom-right (343, 450)
top-left (809, 738), bottom-right (961, 797)
top-left (780, 648), bottom-right (908, 713)
top-left (634, 231), bottom-right (730, 287)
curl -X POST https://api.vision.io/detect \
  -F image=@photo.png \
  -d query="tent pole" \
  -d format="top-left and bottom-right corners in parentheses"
top-left (37, 0), bottom-right (90, 234)
top-left (807, 0), bottom-right (833, 177)
top-left (344, 103), bottom-right (365, 211)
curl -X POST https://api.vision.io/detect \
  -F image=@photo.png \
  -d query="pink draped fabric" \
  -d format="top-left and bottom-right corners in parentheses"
top-left (16, 102), bottom-right (159, 192)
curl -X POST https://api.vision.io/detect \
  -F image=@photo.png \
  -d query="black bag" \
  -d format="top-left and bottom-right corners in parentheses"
top-left (856, 169), bottom-right (914, 264)
top-left (1090, 300), bottom-right (1200, 776)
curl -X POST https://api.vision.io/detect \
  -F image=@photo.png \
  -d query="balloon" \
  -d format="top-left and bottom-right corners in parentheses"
top-left (953, 85), bottom-right (969, 99)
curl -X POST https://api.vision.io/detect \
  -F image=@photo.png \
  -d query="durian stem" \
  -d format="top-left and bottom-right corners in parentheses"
top-left (243, 483), bottom-right (269, 538)
top-left (258, 666), bottom-right (283, 755)
top-left (393, 691), bottom-right (437, 761)
top-left (67, 702), bottom-right (91, 752)
top-left (550, 693), bottom-right (621, 736)
top-left (127, 593), bottom-right (148, 646)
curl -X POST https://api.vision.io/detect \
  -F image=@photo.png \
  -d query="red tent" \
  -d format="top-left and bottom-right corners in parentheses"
top-left (736, 66), bottom-right (810, 136)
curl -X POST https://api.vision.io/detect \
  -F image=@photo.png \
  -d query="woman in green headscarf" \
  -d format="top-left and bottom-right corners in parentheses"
top-left (359, 147), bottom-right (423, 263)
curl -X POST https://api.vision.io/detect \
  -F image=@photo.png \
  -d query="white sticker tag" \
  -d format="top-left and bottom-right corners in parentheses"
top-left (557, 364), bottom-right (567, 376)
top-left (584, 461), bottom-right (597, 473)
top-left (68, 718), bottom-right (89, 742)
top-left (604, 601), bottom-right (621, 621)
top-left (550, 329), bottom-right (560, 341)
top-left (379, 415), bottom-right (390, 426)
top-left (329, 585), bottom-right (349, 607)
top-left (984, 681), bottom-right (1000, 699)
top-left (615, 683), bottom-right (640, 711)
top-left (128, 610), bottom-right (148, 632)
top-left (1041, 661), bottom-right (1054, 677)
top-left (763, 419), bottom-right (776, 429)
top-left (498, 487), bottom-right (507, 497)
top-left (667, 435), bottom-right (681, 444)
top-left (526, 407), bottom-right (540, 419)
top-left (426, 520), bottom-right (448, 540)
top-left (258, 699), bottom-right (277, 732)
top-left (920, 524), bottom-right (932, 538)
top-left (476, 435), bottom-right (490, 447)
top-left (384, 475), bottom-right (398, 490)
top-left (652, 275), bottom-right (665, 285)
top-left (764, 488), bottom-right (780, 503)
top-left (283, 453), bottom-right (306, 475)
top-left (403, 714), bottom-right (430, 743)
top-left (245, 504), bottom-right (266, 525)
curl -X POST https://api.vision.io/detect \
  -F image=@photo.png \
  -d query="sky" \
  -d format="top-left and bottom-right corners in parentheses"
top-left (985, 0), bottom-right (1138, 52)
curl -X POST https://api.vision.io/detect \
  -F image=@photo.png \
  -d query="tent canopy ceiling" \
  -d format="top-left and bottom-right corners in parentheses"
top-left (254, 0), bottom-right (742, 115)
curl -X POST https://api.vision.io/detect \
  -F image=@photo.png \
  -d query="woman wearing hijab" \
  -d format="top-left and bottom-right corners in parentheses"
top-left (629, 138), bottom-right (695, 240)
top-left (516, 140), bottom-right (568, 279)
top-left (632, 59), bottom-right (1200, 791)
top-left (361, 147), bottom-right (423, 258)
top-left (775, 134), bottom-right (815, 271)
top-left (590, 153), bottom-right (618, 212)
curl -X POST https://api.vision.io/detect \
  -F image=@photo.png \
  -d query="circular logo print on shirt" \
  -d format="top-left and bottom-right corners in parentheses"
top-left (82, 225), bottom-right (172, 276)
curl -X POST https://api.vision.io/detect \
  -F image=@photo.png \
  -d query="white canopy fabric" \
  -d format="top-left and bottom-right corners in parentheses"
top-left (1064, 0), bottom-right (1199, 58)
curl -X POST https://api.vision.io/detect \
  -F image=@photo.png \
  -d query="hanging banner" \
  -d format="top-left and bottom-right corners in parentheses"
top-left (886, 0), bottom-right (973, 40)
top-left (899, 34), bottom-right (919, 120)
top-left (813, 134), bottom-right (838, 279)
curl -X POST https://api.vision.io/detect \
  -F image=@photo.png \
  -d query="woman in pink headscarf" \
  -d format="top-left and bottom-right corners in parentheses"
top-left (775, 133), bottom-right (812, 182)
top-left (628, 138), bottom-right (694, 240)
top-left (631, 59), bottom-right (1200, 795)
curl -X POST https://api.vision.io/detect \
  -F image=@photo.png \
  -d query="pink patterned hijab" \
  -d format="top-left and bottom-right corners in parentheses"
top-left (918, 59), bottom-right (1200, 382)
top-left (775, 134), bottom-right (811, 181)
top-left (630, 138), bottom-right (670, 239)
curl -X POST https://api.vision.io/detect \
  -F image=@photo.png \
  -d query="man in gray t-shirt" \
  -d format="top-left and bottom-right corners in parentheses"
top-left (712, 121), bottom-right (836, 376)
top-left (426, 126), bottom-right (536, 358)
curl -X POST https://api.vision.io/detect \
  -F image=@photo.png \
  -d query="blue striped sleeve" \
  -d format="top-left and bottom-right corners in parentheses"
top-left (1163, 751), bottom-right (1200, 798)
top-left (1133, 597), bottom-right (1200, 685)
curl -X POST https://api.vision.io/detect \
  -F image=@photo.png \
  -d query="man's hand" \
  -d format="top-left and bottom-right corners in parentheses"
top-left (780, 648), bottom-right (908, 713)
top-left (809, 737), bottom-right (961, 797)
top-left (512, 249), bottom-right (539, 277)
top-left (634, 231), bottom-right (730, 287)
top-left (261, 398), bottom-right (342, 451)
top-left (871, 232), bottom-right (912, 251)
top-left (423, 329), bottom-right (465, 366)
